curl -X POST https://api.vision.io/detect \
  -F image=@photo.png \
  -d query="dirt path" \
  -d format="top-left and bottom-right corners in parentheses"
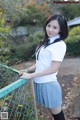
top-left (58, 57), bottom-right (80, 75)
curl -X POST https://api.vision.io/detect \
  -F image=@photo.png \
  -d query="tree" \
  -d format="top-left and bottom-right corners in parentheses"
top-left (60, 4), bottom-right (80, 20)
top-left (0, 7), bottom-right (11, 64)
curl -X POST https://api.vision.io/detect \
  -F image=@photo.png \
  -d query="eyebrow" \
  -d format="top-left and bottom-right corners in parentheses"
top-left (47, 23), bottom-right (60, 29)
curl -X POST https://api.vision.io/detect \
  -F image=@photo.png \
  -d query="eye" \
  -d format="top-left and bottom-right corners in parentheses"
top-left (53, 26), bottom-right (57, 29)
top-left (47, 24), bottom-right (51, 27)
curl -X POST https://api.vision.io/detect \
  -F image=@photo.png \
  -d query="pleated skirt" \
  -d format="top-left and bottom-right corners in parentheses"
top-left (34, 81), bottom-right (62, 109)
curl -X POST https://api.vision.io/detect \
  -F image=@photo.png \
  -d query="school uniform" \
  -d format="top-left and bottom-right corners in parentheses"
top-left (34, 34), bottom-right (66, 109)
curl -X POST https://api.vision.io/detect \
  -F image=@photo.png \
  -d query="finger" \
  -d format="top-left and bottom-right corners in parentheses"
top-left (20, 76), bottom-right (25, 79)
top-left (19, 72), bottom-right (23, 76)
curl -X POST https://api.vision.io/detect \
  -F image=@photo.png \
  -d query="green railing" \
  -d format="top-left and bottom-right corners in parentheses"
top-left (0, 63), bottom-right (42, 120)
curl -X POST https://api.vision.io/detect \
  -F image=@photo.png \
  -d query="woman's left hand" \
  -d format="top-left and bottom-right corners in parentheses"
top-left (20, 72), bottom-right (32, 79)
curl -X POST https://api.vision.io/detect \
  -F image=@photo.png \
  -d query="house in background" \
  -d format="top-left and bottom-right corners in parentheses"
top-left (68, 17), bottom-right (80, 27)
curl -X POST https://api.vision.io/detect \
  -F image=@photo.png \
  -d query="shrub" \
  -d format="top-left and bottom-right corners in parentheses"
top-left (69, 26), bottom-right (80, 36)
top-left (10, 44), bottom-right (34, 61)
top-left (65, 26), bottom-right (80, 57)
top-left (18, 2), bottom-right (51, 26)
top-left (0, 37), bottom-right (11, 64)
top-left (10, 31), bottom-right (44, 62)
top-left (65, 35), bottom-right (80, 56)
top-left (28, 31), bottom-right (44, 43)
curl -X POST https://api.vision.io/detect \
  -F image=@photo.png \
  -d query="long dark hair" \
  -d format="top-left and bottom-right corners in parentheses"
top-left (38, 14), bottom-right (68, 49)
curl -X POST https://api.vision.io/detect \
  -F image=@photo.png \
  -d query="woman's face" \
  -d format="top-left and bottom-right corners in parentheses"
top-left (46, 20), bottom-right (60, 38)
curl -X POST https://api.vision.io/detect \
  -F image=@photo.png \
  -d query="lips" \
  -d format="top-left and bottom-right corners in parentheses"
top-left (48, 32), bottom-right (52, 35)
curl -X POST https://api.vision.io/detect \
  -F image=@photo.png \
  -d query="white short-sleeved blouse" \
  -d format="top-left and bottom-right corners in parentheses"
top-left (34, 35), bottom-right (66, 83)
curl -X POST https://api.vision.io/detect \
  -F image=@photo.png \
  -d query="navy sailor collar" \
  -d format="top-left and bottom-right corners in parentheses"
top-left (49, 34), bottom-right (60, 44)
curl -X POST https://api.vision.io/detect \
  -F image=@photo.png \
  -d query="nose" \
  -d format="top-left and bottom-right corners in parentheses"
top-left (49, 27), bottom-right (53, 32)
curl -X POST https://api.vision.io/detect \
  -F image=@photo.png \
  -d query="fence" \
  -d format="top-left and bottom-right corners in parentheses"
top-left (0, 63), bottom-right (46, 120)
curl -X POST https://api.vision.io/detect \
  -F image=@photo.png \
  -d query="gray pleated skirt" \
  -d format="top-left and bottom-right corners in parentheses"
top-left (34, 81), bottom-right (62, 109)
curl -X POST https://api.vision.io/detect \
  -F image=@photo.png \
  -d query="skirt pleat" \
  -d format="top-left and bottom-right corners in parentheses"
top-left (34, 81), bottom-right (62, 109)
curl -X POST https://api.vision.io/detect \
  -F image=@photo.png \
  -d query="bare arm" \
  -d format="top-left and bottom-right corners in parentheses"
top-left (28, 64), bottom-right (36, 72)
top-left (20, 61), bottom-right (61, 79)
top-left (19, 63), bottom-right (36, 75)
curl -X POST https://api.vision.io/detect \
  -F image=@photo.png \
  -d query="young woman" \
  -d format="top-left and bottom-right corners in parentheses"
top-left (20, 14), bottom-right (68, 120)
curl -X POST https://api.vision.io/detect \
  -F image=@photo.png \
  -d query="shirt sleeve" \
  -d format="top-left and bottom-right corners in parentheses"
top-left (49, 42), bottom-right (67, 62)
